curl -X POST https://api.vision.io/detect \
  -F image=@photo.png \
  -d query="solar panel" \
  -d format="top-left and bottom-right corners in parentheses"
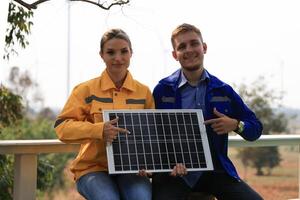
top-left (103, 109), bottom-right (213, 174)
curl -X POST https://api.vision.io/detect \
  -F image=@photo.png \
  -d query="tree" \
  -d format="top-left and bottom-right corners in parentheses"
top-left (236, 76), bottom-right (289, 176)
top-left (0, 84), bottom-right (23, 130)
top-left (4, 2), bottom-right (33, 60)
top-left (7, 66), bottom-right (42, 111)
top-left (13, 0), bottom-right (130, 10)
top-left (4, 0), bottom-right (130, 59)
top-left (37, 107), bottom-right (56, 120)
top-left (0, 85), bottom-right (23, 200)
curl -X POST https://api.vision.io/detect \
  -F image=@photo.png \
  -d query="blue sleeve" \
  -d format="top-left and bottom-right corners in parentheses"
top-left (231, 89), bottom-right (263, 141)
top-left (153, 84), bottom-right (162, 108)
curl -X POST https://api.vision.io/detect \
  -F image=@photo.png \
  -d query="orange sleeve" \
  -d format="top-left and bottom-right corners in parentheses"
top-left (54, 87), bottom-right (104, 144)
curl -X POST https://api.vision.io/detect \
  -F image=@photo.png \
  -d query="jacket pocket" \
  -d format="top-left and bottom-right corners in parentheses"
top-left (210, 96), bottom-right (233, 115)
top-left (90, 103), bottom-right (112, 123)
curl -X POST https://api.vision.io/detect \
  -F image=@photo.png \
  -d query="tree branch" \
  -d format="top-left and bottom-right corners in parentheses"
top-left (13, 0), bottom-right (50, 10)
top-left (69, 0), bottom-right (130, 10)
top-left (13, 0), bottom-right (129, 10)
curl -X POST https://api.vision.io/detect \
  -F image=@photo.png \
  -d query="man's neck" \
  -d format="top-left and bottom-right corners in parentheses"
top-left (182, 67), bottom-right (204, 86)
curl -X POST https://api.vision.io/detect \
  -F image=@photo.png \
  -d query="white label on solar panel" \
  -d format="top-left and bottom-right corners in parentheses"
top-left (103, 109), bottom-right (213, 174)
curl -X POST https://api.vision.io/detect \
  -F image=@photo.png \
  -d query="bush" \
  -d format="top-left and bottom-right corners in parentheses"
top-left (0, 118), bottom-right (75, 199)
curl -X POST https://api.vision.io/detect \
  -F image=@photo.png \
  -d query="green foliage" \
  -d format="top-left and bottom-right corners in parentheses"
top-left (4, 2), bottom-right (34, 60)
top-left (0, 72), bottom-right (72, 199)
top-left (0, 155), bottom-right (14, 200)
top-left (0, 117), bottom-right (75, 199)
top-left (42, 153), bottom-right (75, 188)
top-left (254, 147), bottom-right (281, 175)
top-left (0, 118), bottom-right (56, 139)
top-left (236, 76), bottom-right (288, 175)
top-left (37, 158), bottom-right (54, 190)
top-left (0, 84), bottom-right (23, 130)
top-left (239, 77), bottom-right (288, 134)
top-left (0, 85), bottom-right (22, 199)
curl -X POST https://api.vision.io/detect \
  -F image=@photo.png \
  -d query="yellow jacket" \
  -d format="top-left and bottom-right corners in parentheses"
top-left (54, 70), bottom-right (155, 180)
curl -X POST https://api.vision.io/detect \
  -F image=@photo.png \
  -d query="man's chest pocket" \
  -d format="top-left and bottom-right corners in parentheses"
top-left (210, 96), bottom-right (232, 115)
top-left (125, 98), bottom-right (146, 109)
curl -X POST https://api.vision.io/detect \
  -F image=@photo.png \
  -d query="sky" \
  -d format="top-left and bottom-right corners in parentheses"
top-left (1, 0), bottom-right (300, 110)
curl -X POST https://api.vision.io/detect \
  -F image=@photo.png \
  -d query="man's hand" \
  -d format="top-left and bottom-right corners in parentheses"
top-left (204, 108), bottom-right (238, 135)
top-left (138, 169), bottom-right (152, 177)
top-left (170, 163), bottom-right (187, 177)
top-left (103, 117), bottom-right (129, 144)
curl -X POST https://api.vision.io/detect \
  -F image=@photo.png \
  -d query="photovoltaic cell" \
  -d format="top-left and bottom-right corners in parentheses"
top-left (103, 109), bottom-right (213, 174)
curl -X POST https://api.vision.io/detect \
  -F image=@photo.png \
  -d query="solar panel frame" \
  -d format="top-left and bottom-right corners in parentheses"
top-left (103, 109), bottom-right (213, 174)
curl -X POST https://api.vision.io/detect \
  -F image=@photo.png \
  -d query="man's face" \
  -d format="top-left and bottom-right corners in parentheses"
top-left (172, 31), bottom-right (207, 71)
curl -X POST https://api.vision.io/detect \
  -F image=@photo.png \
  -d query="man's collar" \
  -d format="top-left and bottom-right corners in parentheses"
top-left (178, 70), bottom-right (188, 88)
top-left (178, 69), bottom-right (210, 88)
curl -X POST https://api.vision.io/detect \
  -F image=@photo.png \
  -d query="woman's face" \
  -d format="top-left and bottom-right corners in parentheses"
top-left (100, 38), bottom-right (132, 76)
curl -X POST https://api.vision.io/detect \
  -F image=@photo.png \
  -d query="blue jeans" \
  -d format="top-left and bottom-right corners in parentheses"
top-left (76, 171), bottom-right (151, 200)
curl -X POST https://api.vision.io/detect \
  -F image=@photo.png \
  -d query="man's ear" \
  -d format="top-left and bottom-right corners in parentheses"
top-left (172, 50), bottom-right (178, 60)
top-left (203, 42), bottom-right (207, 54)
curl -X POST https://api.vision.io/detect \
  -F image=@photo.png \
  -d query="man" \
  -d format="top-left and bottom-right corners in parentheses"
top-left (152, 23), bottom-right (263, 200)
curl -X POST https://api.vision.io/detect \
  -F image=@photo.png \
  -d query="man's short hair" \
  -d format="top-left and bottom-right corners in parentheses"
top-left (171, 23), bottom-right (203, 48)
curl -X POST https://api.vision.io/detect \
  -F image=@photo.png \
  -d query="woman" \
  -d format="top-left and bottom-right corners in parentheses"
top-left (54, 28), bottom-right (154, 200)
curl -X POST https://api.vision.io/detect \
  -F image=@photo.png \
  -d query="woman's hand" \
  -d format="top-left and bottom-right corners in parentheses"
top-left (103, 117), bottom-right (129, 144)
top-left (170, 163), bottom-right (187, 177)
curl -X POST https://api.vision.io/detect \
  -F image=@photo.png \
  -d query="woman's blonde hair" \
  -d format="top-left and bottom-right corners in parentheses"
top-left (100, 28), bottom-right (132, 53)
